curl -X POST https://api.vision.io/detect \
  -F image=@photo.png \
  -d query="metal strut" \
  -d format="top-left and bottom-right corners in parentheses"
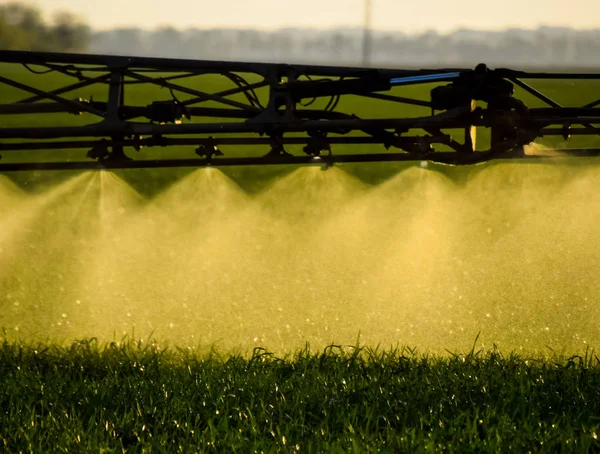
top-left (0, 50), bottom-right (599, 171)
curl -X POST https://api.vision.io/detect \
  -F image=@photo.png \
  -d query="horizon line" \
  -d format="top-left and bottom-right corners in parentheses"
top-left (90, 23), bottom-right (600, 34)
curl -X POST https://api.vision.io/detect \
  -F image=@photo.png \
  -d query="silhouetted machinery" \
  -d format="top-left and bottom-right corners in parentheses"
top-left (0, 50), bottom-right (599, 171)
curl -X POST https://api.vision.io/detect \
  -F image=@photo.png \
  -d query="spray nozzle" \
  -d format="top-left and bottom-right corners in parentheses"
top-left (303, 132), bottom-right (331, 157)
top-left (87, 140), bottom-right (111, 161)
top-left (264, 135), bottom-right (293, 159)
top-left (195, 138), bottom-right (223, 164)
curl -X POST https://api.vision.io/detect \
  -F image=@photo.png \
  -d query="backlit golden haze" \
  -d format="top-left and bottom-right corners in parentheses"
top-left (9, 0), bottom-right (600, 32)
top-left (1, 161), bottom-right (600, 356)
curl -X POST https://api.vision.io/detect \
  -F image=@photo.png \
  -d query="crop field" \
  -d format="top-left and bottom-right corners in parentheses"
top-left (2, 339), bottom-right (600, 452)
top-left (2, 62), bottom-right (600, 450)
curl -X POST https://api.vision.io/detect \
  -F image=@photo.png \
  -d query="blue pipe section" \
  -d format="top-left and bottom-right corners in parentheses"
top-left (390, 72), bottom-right (461, 85)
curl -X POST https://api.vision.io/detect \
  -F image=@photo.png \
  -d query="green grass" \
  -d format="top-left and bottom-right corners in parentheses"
top-left (2, 338), bottom-right (600, 452)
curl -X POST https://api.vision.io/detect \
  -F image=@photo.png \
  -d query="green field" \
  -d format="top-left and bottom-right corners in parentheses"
top-left (2, 339), bottom-right (600, 452)
top-left (2, 62), bottom-right (600, 451)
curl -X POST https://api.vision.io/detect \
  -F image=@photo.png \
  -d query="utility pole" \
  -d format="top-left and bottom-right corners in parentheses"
top-left (362, 0), bottom-right (372, 66)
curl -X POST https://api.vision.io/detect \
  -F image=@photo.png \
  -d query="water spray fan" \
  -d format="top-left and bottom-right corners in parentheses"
top-left (0, 50), bottom-right (599, 171)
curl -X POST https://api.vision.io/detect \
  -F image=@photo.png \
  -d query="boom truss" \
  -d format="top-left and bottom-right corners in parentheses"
top-left (0, 50), bottom-right (600, 171)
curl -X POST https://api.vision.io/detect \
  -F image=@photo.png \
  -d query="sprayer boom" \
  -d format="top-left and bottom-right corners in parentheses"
top-left (1, 50), bottom-right (599, 171)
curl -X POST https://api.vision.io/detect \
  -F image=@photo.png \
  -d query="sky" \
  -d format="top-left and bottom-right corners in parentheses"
top-left (5, 0), bottom-right (600, 33)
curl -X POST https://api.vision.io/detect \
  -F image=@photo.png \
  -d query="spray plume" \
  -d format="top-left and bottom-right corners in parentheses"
top-left (1, 162), bottom-right (600, 356)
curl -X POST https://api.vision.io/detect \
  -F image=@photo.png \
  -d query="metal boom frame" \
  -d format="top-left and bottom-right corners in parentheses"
top-left (1, 50), bottom-right (600, 171)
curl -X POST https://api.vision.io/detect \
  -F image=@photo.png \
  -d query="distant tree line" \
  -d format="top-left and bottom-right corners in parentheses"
top-left (90, 26), bottom-right (600, 69)
top-left (0, 2), bottom-right (90, 52)
top-left (2, 2), bottom-right (600, 69)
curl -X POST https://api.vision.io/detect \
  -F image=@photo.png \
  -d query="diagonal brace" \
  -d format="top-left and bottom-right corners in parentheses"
top-left (124, 70), bottom-right (261, 113)
top-left (15, 74), bottom-right (111, 104)
top-left (0, 76), bottom-right (105, 118)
